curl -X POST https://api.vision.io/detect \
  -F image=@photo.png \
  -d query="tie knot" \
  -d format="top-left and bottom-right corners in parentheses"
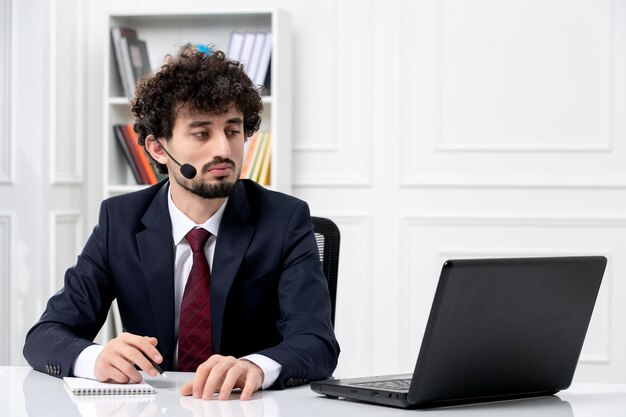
top-left (185, 228), bottom-right (211, 253)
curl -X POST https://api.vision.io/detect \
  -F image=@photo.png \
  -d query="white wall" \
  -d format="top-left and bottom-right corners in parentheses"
top-left (2, 0), bottom-right (624, 383)
top-left (0, 0), bottom-right (87, 365)
top-left (293, 0), bottom-right (626, 383)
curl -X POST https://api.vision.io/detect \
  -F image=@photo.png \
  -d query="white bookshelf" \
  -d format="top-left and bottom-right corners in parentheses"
top-left (103, 9), bottom-right (292, 198)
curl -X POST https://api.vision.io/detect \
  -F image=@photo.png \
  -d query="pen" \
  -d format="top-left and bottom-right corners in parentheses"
top-left (148, 357), bottom-right (167, 378)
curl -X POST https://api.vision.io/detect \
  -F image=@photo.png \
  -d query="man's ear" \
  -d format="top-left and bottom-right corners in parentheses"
top-left (145, 134), bottom-right (168, 164)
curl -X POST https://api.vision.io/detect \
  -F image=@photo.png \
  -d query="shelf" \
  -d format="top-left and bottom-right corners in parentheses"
top-left (102, 9), bottom-right (291, 200)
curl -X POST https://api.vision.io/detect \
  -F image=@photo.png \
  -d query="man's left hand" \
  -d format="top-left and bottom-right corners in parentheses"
top-left (180, 355), bottom-right (264, 400)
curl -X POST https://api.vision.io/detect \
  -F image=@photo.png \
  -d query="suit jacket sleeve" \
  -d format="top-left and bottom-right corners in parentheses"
top-left (255, 201), bottom-right (340, 389)
top-left (23, 200), bottom-right (115, 378)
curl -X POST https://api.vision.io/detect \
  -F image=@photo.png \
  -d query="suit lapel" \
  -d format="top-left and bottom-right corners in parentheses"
top-left (136, 183), bottom-right (176, 368)
top-left (211, 181), bottom-right (254, 352)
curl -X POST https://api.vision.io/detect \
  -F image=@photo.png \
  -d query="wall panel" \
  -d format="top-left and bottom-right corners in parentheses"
top-left (49, 0), bottom-right (84, 184)
top-left (0, 0), bottom-right (12, 184)
top-left (324, 215), bottom-right (374, 376)
top-left (0, 214), bottom-right (13, 365)
top-left (400, 214), bottom-right (623, 381)
top-left (401, 0), bottom-right (626, 187)
top-left (49, 212), bottom-right (83, 295)
top-left (292, 0), bottom-right (373, 186)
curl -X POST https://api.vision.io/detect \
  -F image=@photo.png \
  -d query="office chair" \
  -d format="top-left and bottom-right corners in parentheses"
top-left (311, 216), bottom-right (340, 327)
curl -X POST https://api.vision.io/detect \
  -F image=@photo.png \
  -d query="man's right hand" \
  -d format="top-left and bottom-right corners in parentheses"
top-left (94, 332), bottom-right (163, 383)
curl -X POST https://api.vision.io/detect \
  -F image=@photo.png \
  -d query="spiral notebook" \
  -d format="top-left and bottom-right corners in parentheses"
top-left (63, 377), bottom-right (156, 395)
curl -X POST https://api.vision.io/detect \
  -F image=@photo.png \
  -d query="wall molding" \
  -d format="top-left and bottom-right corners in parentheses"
top-left (292, 1), bottom-right (339, 153)
top-left (400, 0), bottom-right (621, 188)
top-left (0, 0), bottom-right (14, 184)
top-left (293, 142), bottom-right (339, 153)
top-left (400, 213), bottom-right (626, 227)
top-left (434, 0), bottom-right (615, 153)
top-left (0, 213), bottom-right (14, 365)
top-left (400, 176), bottom-right (626, 188)
top-left (435, 144), bottom-right (614, 153)
top-left (313, 213), bottom-right (376, 374)
top-left (48, 0), bottom-right (84, 185)
top-left (400, 214), bottom-right (619, 366)
top-left (292, 0), bottom-right (374, 187)
top-left (293, 174), bottom-right (373, 187)
top-left (49, 211), bottom-right (83, 296)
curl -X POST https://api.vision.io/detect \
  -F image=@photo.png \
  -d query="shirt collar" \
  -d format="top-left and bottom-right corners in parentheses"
top-left (167, 182), bottom-right (228, 245)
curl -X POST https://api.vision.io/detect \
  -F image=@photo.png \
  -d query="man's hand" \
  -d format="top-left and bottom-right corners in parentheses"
top-left (180, 355), bottom-right (264, 400)
top-left (94, 332), bottom-right (163, 383)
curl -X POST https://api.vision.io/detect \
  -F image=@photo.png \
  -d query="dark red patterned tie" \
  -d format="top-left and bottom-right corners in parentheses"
top-left (178, 228), bottom-right (213, 372)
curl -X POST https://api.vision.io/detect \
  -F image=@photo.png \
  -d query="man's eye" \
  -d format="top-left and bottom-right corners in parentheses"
top-left (194, 132), bottom-right (208, 138)
top-left (227, 130), bottom-right (241, 136)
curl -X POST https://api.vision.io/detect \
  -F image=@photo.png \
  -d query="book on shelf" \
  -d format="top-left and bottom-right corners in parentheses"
top-left (254, 32), bottom-right (272, 93)
top-left (125, 37), bottom-right (151, 86)
top-left (227, 31), bottom-right (245, 61)
top-left (110, 27), bottom-right (151, 97)
top-left (240, 131), bottom-right (260, 179)
top-left (260, 56), bottom-right (272, 95)
top-left (257, 132), bottom-right (272, 186)
top-left (238, 32), bottom-right (257, 78)
top-left (249, 132), bottom-right (267, 182)
top-left (124, 125), bottom-right (158, 185)
top-left (227, 31), bottom-right (272, 93)
top-left (240, 131), bottom-right (271, 186)
top-left (113, 124), bottom-right (159, 185)
top-left (250, 132), bottom-right (271, 184)
top-left (247, 32), bottom-right (267, 86)
top-left (113, 125), bottom-right (141, 184)
top-left (110, 26), bottom-right (137, 98)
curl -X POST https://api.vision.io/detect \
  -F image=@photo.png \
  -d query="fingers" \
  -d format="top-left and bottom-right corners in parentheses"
top-left (180, 380), bottom-right (193, 396)
top-left (200, 359), bottom-right (225, 400)
top-left (94, 332), bottom-right (162, 383)
top-left (179, 357), bottom-right (218, 398)
top-left (239, 365), bottom-right (262, 401)
top-left (222, 360), bottom-right (263, 401)
top-left (179, 355), bottom-right (263, 401)
top-left (99, 364), bottom-right (132, 384)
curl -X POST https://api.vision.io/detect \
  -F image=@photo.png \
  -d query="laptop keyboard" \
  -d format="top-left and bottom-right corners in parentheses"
top-left (352, 378), bottom-right (412, 392)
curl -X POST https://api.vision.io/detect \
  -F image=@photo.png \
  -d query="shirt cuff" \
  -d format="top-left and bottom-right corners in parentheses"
top-left (72, 344), bottom-right (104, 380)
top-left (241, 354), bottom-right (282, 389)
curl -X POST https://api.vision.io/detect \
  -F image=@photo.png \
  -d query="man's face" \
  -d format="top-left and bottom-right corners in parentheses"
top-left (166, 106), bottom-right (245, 199)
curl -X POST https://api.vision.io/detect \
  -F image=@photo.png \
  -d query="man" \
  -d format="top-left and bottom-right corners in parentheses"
top-left (23, 47), bottom-right (340, 400)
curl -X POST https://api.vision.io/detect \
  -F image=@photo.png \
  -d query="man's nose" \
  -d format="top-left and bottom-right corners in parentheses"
top-left (212, 133), bottom-right (232, 157)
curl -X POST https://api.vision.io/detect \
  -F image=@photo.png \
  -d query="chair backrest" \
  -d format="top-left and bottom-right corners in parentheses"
top-left (311, 216), bottom-right (340, 327)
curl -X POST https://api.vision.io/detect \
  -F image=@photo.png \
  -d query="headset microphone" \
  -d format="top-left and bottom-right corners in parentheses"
top-left (153, 138), bottom-right (197, 179)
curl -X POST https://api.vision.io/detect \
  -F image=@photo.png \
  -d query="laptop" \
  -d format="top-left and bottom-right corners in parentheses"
top-left (311, 256), bottom-right (606, 409)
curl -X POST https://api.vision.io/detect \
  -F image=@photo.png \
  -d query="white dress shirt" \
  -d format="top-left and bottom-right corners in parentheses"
top-left (73, 184), bottom-right (281, 389)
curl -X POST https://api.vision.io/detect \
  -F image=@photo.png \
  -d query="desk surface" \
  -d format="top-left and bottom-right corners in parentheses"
top-left (2, 366), bottom-right (626, 417)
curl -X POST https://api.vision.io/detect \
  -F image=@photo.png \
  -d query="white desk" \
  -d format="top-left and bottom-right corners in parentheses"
top-left (2, 366), bottom-right (626, 417)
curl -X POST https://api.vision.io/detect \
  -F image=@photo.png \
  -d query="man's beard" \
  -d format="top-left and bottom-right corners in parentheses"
top-left (181, 179), bottom-right (237, 199)
top-left (172, 157), bottom-right (239, 199)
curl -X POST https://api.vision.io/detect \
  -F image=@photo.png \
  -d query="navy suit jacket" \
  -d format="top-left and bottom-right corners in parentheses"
top-left (23, 179), bottom-right (340, 388)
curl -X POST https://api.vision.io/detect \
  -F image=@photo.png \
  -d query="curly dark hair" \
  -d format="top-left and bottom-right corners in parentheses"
top-left (130, 46), bottom-right (263, 174)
